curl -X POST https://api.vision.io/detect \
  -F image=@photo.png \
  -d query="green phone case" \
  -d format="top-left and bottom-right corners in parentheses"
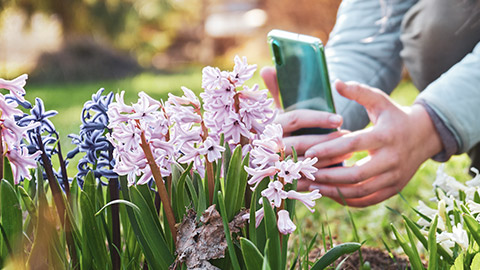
top-left (267, 30), bottom-right (336, 134)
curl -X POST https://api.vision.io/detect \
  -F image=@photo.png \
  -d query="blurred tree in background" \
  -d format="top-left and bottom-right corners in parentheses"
top-left (0, 0), bottom-right (341, 82)
top-left (9, 0), bottom-right (207, 63)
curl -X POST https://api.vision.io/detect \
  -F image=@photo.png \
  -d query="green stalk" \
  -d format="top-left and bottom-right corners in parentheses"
top-left (139, 131), bottom-right (177, 243)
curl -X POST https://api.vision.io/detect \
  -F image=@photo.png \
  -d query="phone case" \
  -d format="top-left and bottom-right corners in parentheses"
top-left (267, 29), bottom-right (336, 135)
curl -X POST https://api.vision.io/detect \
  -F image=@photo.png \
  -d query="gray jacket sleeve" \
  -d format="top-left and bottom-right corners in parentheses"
top-left (415, 42), bottom-right (480, 156)
top-left (325, 0), bottom-right (417, 131)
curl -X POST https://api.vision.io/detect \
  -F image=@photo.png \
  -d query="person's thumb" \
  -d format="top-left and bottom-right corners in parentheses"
top-left (260, 66), bottom-right (281, 108)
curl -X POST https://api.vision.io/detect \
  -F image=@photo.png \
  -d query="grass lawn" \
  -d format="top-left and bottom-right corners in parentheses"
top-left (25, 69), bottom-right (473, 254)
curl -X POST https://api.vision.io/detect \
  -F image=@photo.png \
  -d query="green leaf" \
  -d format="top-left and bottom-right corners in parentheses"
top-left (175, 162), bottom-right (194, 221)
top-left (250, 178), bottom-right (268, 252)
top-left (83, 171), bottom-right (96, 204)
top-left (18, 185), bottom-right (37, 222)
top-left (311, 242), bottom-right (361, 270)
top-left (405, 222), bottom-right (424, 270)
top-left (129, 186), bottom-right (174, 268)
top-left (80, 191), bottom-right (111, 269)
top-left (470, 253), bottom-right (480, 269)
top-left (427, 215), bottom-right (438, 270)
top-left (1, 180), bottom-right (22, 258)
top-left (119, 176), bottom-right (157, 268)
top-left (403, 215), bottom-right (428, 249)
top-left (217, 192), bottom-right (241, 270)
top-left (3, 156), bottom-right (13, 185)
top-left (262, 197), bottom-right (282, 270)
top-left (463, 214), bottom-right (480, 247)
top-left (390, 224), bottom-right (424, 270)
top-left (194, 172), bottom-right (207, 221)
top-left (223, 142), bottom-right (232, 182)
top-left (450, 252), bottom-right (464, 270)
top-left (224, 145), bottom-right (245, 221)
top-left (240, 237), bottom-right (264, 270)
top-left (262, 240), bottom-right (272, 270)
top-left (403, 214), bottom-right (452, 264)
top-left (185, 172), bottom-right (198, 210)
top-left (249, 187), bottom-right (258, 245)
top-left (95, 199), bottom-right (140, 216)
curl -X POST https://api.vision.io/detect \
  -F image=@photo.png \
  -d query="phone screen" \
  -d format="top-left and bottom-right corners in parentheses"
top-left (268, 30), bottom-right (336, 135)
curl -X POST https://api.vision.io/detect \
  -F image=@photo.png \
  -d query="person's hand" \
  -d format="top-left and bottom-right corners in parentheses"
top-left (260, 67), bottom-right (347, 157)
top-left (299, 80), bottom-right (443, 207)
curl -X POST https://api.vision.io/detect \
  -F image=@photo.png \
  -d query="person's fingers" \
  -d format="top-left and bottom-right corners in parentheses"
top-left (283, 130), bottom-right (350, 156)
top-left (275, 109), bottom-right (343, 135)
top-left (296, 179), bottom-right (312, 192)
top-left (304, 127), bottom-right (384, 159)
top-left (260, 66), bottom-right (281, 108)
top-left (313, 153), bottom-right (352, 168)
top-left (310, 151), bottom-right (396, 184)
top-left (339, 186), bottom-right (402, 207)
top-left (310, 172), bottom-right (395, 199)
top-left (334, 80), bottom-right (391, 113)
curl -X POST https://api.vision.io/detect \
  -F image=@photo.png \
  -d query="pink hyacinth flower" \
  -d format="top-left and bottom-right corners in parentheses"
top-left (260, 123), bottom-right (285, 151)
top-left (299, 157), bottom-right (319, 180)
top-left (261, 180), bottom-right (288, 208)
top-left (277, 210), bottom-right (296, 235)
top-left (231, 55), bottom-right (257, 86)
top-left (7, 147), bottom-right (41, 184)
top-left (222, 114), bottom-right (251, 143)
top-left (287, 190), bottom-right (322, 212)
top-left (276, 159), bottom-right (302, 184)
top-left (244, 166), bottom-right (279, 190)
top-left (198, 137), bottom-right (225, 163)
top-left (242, 207), bottom-right (265, 228)
top-left (250, 146), bottom-right (279, 169)
top-left (0, 96), bottom-right (23, 120)
top-left (0, 74), bottom-right (28, 102)
top-left (202, 66), bottom-right (230, 91)
top-left (168, 86), bottom-right (200, 108)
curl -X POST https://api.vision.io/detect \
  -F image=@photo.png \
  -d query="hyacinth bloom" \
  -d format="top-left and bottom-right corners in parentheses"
top-left (277, 210), bottom-right (296, 235)
top-left (261, 181), bottom-right (288, 208)
top-left (286, 190), bottom-right (322, 213)
top-left (68, 88), bottom-right (117, 183)
top-left (0, 75), bottom-right (43, 184)
top-left (200, 55), bottom-right (275, 144)
top-left (0, 74), bottom-right (28, 102)
top-left (245, 123), bottom-right (321, 234)
top-left (108, 91), bottom-right (174, 186)
top-left (198, 137), bottom-right (225, 163)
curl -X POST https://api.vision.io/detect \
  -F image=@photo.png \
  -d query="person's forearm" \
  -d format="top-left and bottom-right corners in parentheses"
top-left (326, 0), bottom-right (417, 131)
top-left (415, 42), bottom-right (480, 155)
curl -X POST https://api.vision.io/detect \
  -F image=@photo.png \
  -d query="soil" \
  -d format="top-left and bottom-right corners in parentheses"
top-left (310, 246), bottom-right (412, 270)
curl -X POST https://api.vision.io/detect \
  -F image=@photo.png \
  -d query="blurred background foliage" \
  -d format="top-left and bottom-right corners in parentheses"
top-left (0, 0), bottom-right (341, 81)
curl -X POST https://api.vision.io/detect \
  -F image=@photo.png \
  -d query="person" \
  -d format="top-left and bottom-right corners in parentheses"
top-left (261, 0), bottom-right (480, 207)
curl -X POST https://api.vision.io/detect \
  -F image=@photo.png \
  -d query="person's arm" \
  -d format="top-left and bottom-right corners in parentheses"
top-left (326, 0), bottom-right (417, 131)
top-left (414, 42), bottom-right (480, 161)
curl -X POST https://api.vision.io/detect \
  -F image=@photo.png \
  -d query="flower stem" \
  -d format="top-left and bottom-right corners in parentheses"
top-left (139, 131), bottom-right (177, 243)
top-left (199, 120), bottom-right (215, 205)
top-left (206, 160), bottom-right (215, 204)
top-left (108, 143), bottom-right (121, 270)
top-left (56, 139), bottom-right (70, 200)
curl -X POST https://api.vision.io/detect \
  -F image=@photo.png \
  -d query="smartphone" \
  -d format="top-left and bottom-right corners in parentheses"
top-left (267, 29), bottom-right (336, 136)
